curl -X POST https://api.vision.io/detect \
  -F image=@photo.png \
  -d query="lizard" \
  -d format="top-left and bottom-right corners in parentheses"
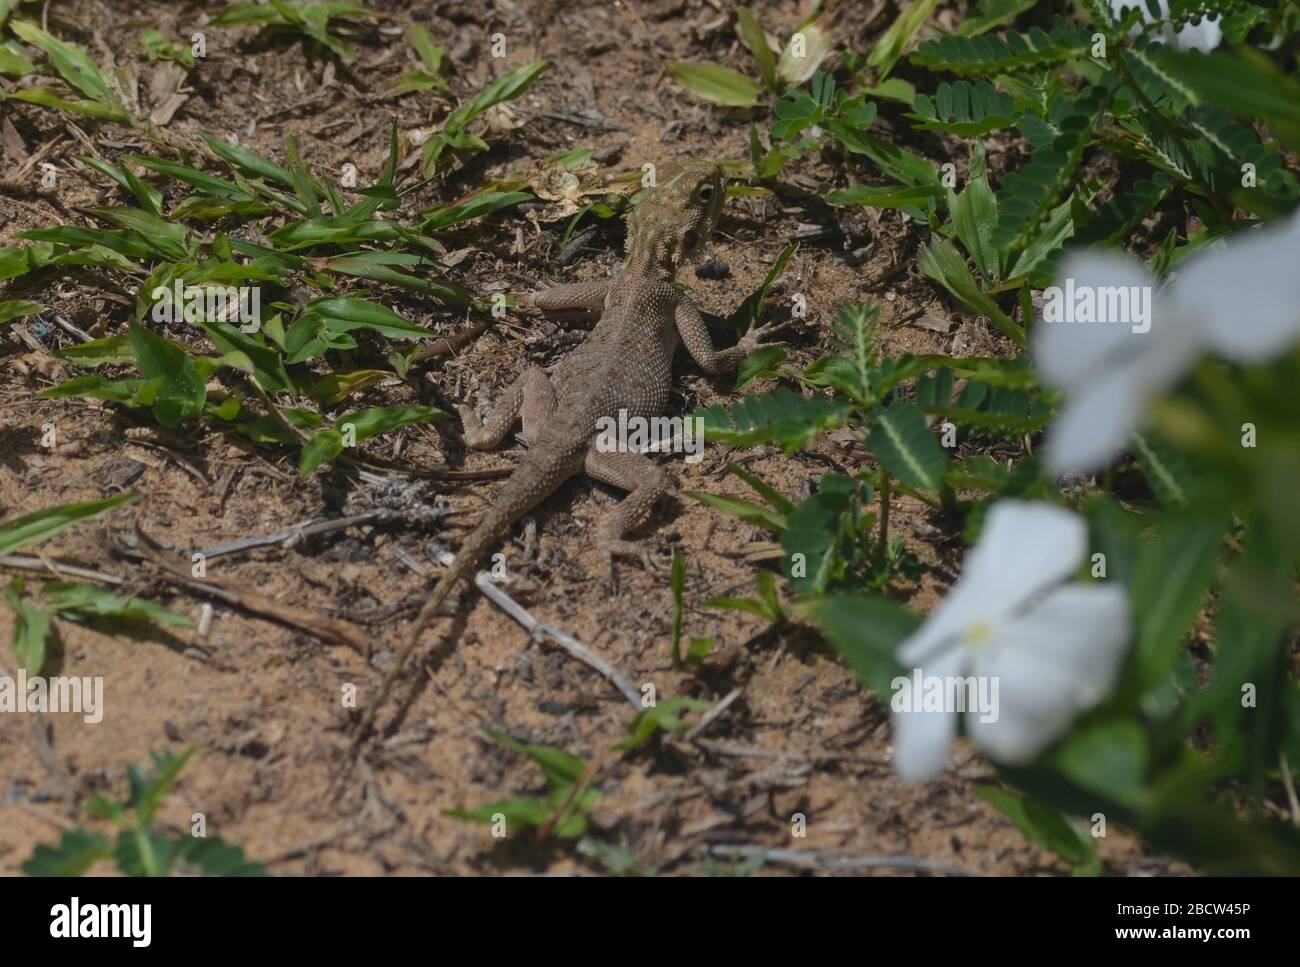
top-left (346, 160), bottom-right (786, 758)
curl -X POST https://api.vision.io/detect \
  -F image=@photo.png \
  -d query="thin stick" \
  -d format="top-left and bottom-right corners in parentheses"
top-left (706, 844), bottom-right (968, 876)
top-left (1281, 754), bottom-right (1300, 827)
top-left (0, 555), bottom-right (126, 585)
top-left (684, 687), bottom-right (742, 742)
top-left (471, 565), bottom-right (642, 710)
top-left (196, 509), bottom-right (414, 559)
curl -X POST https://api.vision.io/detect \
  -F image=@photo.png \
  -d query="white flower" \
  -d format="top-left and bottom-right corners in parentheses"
top-left (1036, 209), bottom-right (1300, 475)
top-left (1108, 0), bottom-right (1222, 52)
top-left (891, 501), bottom-right (1130, 782)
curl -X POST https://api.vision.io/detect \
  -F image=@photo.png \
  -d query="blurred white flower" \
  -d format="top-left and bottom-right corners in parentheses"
top-left (1108, 0), bottom-right (1223, 52)
top-left (1036, 209), bottom-right (1300, 475)
top-left (891, 501), bottom-right (1131, 782)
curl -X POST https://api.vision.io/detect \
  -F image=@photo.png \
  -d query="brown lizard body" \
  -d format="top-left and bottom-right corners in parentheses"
top-left (345, 162), bottom-right (784, 759)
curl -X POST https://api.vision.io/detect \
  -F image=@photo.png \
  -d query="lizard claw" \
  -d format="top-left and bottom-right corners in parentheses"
top-left (738, 318), bottom-right (792, 355)
top-left (599, 539), bottom-right (666, 590)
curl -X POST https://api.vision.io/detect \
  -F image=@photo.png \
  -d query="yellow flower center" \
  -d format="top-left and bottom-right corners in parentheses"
top-left (964, 619), bottom-right (994, 650)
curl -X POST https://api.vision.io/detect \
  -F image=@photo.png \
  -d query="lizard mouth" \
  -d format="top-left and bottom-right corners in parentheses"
top-left (681, 230), bottom-right (701, 259)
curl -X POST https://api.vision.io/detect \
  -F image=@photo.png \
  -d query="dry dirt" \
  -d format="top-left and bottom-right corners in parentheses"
top-left (0, 0), bottom-right (1186, 875)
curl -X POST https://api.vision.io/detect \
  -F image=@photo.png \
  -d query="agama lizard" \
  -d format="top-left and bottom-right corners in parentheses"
top-left (351, 161), bottom-right (785, 752)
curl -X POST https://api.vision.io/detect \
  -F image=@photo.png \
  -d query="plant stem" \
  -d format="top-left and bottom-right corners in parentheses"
top-left (877, 472), bottom-right (891, 561)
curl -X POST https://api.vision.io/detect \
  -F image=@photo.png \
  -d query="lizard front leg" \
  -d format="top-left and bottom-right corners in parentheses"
top-left (459, 366), bottom-right (556, 450)
top-left (528, 279), bottom-right (612, 312)
top-left (584, 447), bottom-right (671, 586)
top-left (674, 295), bottom-right (788, 374)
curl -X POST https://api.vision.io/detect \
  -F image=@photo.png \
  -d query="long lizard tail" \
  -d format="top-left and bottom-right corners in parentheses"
top-left (344, 447), bottom-right (574, 763)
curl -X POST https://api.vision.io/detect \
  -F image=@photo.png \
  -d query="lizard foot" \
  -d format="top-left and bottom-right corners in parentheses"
top-left (738, 317), bottom-right (793, 356)
top-left (599, 539), bottom-right (666, 590)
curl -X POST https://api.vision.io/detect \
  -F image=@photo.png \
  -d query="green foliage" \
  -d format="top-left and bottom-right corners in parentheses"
top-left (421, 60), bottom-right (550, 175)
top-left (617, 698), bottom-right (712, 750)
top-left (4, 20), bottom-right (129, 121)
top-left (908, 80), bottom-right (1018, 136)
top-left (23, 748), bottom-right (265, 876)
top-left (209, 1), bottom-right (378, 61)
top-left (910, 18), bottom-right (1094, 75)
top-left (446, 729), bottom-right (600, 840)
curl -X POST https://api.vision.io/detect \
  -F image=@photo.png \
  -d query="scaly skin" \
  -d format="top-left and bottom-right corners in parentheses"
top-left (345, 162), bottom-right (786, 761)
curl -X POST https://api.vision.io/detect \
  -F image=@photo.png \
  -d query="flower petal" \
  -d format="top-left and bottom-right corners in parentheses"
top-left (891, 647), bottom-right (966, 782)
top-left (1170, 210), bottom-right (1300, 364)
top-left (967, 583), bottom-right (1131, 766)
top-left (1034, 250), bottom-right (1156, 392)
top-left (1042, 365), bottom-right (1147, 477)
top-left (942, 500), bottom-right (1089, 621)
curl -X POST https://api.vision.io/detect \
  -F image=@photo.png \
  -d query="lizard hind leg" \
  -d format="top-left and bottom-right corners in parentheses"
top-left (583, 447), bottom-right (672, 586)
top-left (459, 366), bottom-right (554, 451)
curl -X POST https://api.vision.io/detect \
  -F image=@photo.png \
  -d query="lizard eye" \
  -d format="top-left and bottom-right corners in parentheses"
top-left (697, 185), bottom-right (714, 203)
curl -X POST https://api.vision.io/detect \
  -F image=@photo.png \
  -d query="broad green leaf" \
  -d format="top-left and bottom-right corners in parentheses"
top-left (735, 7), bottom-right (776, 93)
top-left (683, 491), bottom-right (786, 534)
top-left (1054, 721), bottom-right (1149, 808)
top-left (3, 87), bottom-right (128, 120)
top-left (299, 429), bottom-right (344, 476)
top-left (334, 404), bottom-right (443, 441)
top-left (798, 593), bottom-right (919, 696)
top-left (306, 296), bottom-right (433, 340)
top-left (827, 184), bottom-right (943, 208)
top-left (668, 62), bottom-right (762, 107)
top-left (6, 579), bottom-right (52, 674)
top-left (825, 121), bottom-right (939, 187)
top-left (421, 190), bottom-right (531, 231)
top-left (974, 786), bottom-right (1098, 871)
top-left (1132, 511), bottom-right (1223, 688)
top-left (0, 299), bottom-right (41, 325)
top-left (128, 322), bottom-right (206, 426)
top-left (616, 698), bottom-right (711, 750)
top-left (9, 21), bottom-right (124, 108)
top-left (201, 132), bottom-right (294, 187)
top-left (86, 208), bottom-right (192, 260)
top-left (53, 334), bottom-right (134, 367)
top-left (957, 0), bottom-right (1040, 37)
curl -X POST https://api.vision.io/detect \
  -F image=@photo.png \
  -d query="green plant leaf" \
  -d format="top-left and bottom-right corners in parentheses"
top-left (21, 829), bottom-right (112, 876)
top-left (9, 20), bottom-right (124, 108)
top-left (696, 386), bottom-right (851, 455)
top-left (798, 593), bottom-right (919, 696)
top-left (617, 698), bottom-right (712, 750)
top-left (39, 582), bottom-right (192, 628)
top-left (974, 785), bottom-right (1098, 872)
top-left (866, 403), bottom-right (948, 491)
top-left (6, 579), bottom-right (52, 675)
top-left (128, 322), bottom-right (206, 427)
top-left (867, 0), bottom-right (940, 79)
top-left (0, 493), bottom-right (139, 557)
top-left (735, 7), bottom-right (776, 93)
top-left (667, 62), bottom-right (762, 107)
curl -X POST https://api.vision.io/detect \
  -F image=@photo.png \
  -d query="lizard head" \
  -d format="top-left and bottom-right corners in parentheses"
top-left (625, 160), bottom-right (725, 275)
